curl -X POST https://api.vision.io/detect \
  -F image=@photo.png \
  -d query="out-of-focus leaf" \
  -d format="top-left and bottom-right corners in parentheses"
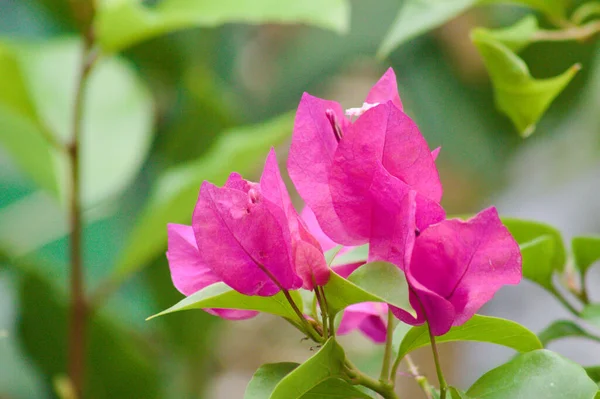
top-left (147, 283), bottom-right (304, 321)
top-left (95, 0), bottom-right (350, 53)
top-left (490, 0), bottom-right (568, 20)
top-left (111, 113), bottom-right (294, 285)
top-left (466, 350), bottom-right (598, 399)
top-left (397, 315), bottom-right (542, 360)
top-left (581, 304), bottom-right (600, 328)
top-left (477, 15), bottom-right (539, 52)
top-left (323, 262), bottom-right (413, 317)
top-left (538, 320), bottom-right (600, 346)
top-left (0, 42), bottom-right (62, 197)
top-left (15, 38), bottom-right (154, 206)
top-left (584, 366), bottom-right (600, 383)
top-left (17, 270), bottom-right (159, 399)
top-left (572, 236), bottom-right (600, 279)
top-left (244, 363), bottom-right (372, 399)
top-left (471, 30), bottom-right (580, 137)
top-left (269, 338), bottom-right (346, 399)
top-left (520, 236), bottom-right (556, 292)
top-left (449, 387), bottom-right (471, 399)
top-left (571, 2), bottom-right (600, 25)
top-left (378, 0), bottom-right (477, 58)
top-left (502, 218), bottom-right (566, 271)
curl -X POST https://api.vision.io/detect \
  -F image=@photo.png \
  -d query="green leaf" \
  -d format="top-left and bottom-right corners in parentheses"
top-left (397, 315), bottom-right (542, 360)
top-left (95, 0), bottom-right (350, 53)
top-left (476, 15), bottom-right (539, 52)
top-left (269, 338), bottom-right (346, 399)
top-left (471, 30), bottom-right (580, 137)
top-left (147, 282), bottom-right (304, 321)
top-left (484, 0), bottom-right (568, 20)
top-left (323, 261), bottom-right (413, 317)
top-left (14, 38), bottom-right (154, 206)
top-left (571, 2), bottom-right (600, 25)
top-left (502, 218), bottom-right (566, 271)
top-left (244, 362), bottom-right (372, 399)
top-left (111, 113), bottom-right (294, 283)
top-left (581, 304), bottom-right (600, 328)
top-left (245, 363), bottom-right (299, 399)
top-left (378, 0), bottom-right (477, 58)
top-left (538, 320), bottom-right (600, 346)
top-left (466, 350), bottom-right (598, 399)
top-left (330, 244), bottom-right (368, 267)
top-left (572, 236), bottom-right (600, 279)
top-left (584, 366), bottom-right (600, 383)
top-left (520, 236), bottom-right (556, 291)
top-left (449, 387), bottom-right (471, 399)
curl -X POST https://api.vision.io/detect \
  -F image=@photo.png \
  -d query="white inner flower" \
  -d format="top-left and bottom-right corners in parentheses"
top-left (345, 102), bottom-right (380, 118)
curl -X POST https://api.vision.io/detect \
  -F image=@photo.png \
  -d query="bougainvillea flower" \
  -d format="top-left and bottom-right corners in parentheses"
top-left (192, 149), bottom-right (328, 296)
top-left (288, 68), bottom-right (444, 250)
top-left (337, 302), bottom-right (389, 343)
top-left (166, 224), bottom-right (258, 320)
top-left (391, 207), bottom-right (522, 336)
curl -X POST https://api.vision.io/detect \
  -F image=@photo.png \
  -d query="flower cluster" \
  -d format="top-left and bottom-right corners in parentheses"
top-left (167, 68), bottom-right (522, 338)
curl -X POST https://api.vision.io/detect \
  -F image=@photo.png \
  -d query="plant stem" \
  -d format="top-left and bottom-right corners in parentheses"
top-left (405, 355), bottom-right (433, 399)
top-left (532, 21), bottom-right (600, 42)
top-left (314, 287), bottom-right (328, 339)
top-left (345, 359), bottom-right (399, 399)
top-left (428, 326), bottom-right (447, 399)
top-left (67, 42), bottom-right (97, 399)
top-left (549, 286), bottom-right (581, 317)
top-left (380, 309), bottom-right (396, 383)
top-left (281, 288), bottom-right (322, 343)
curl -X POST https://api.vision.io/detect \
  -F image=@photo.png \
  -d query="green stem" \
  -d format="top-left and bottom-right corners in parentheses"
top-left (405, 355), bottom-right (433, 399)
top-left (428, 326), bottom-right (447, 399)
top-left (281, 288), bottom-right (322, 342)
top-left (345, 359), bottom-right (399, 399)
top-left (549, 286), bottom-right (581, 317)
top-left (380, 309), bottom-right (396, 383)
top-left (314, 287), bottom-right (329, 339)
top-left (532, 20), bottom-right (600, 42)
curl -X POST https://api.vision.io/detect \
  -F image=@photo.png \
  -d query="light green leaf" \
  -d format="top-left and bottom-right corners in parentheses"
top-left (95, 0), bottom-right (350, 53)
top-left (475, 15), bottom-right (539, 52)
top-left (244, 363), bottom-right (373, 399)
top-left (0, 42), bottom-right (61, 197)
top-left (502, 218), bottom-right (566, 271)
top-left (449, 387), bottom-right (471, 399)
top-left (323, 261), bottom-right (413, 317)
top-left (581, 304), bottom-right (600, 329)
top-left (378, 0), bottom-right (477, 58)
top-left (538, 320), bottom-right (600, 346)
top-left (571, 2), bottom-right (600, 25)
top-left (111, 113), bottom-right (294, 283)
top-left (572, 236), bottom-right (600, 279)
top-left (397, 315), bottom-right (542, 360)
top-left (14, 38), bottom-right (154, 206)
top-left (330, 244), bottom-right (368, 267)
top-left (471, 30), bottom-right (580, 137)
top-left (244, 363), bottom-right (299, 399)
top-left (269, 338), bottom-right (346, 399)
top-left (519, 236), bottom-right (556, 291)
top-left (147, 282), bottom-right (303, 321)
top-left (466, 350), bottom-right (598, 399)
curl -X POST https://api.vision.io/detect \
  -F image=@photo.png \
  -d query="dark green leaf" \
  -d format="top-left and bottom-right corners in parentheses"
top-left (95, 0), bottom-right (350, 53)
top-left (466, 350), bottom-right (598, 399)
top-left (471, 30), bottom-right (580, 136)
top-left (378, 0), bottom-right (477, 58)
top-left (269, 338), bottom-right (346, 399)
top-left (397, 315), bottom-right (542, 360)
top-left (147, 282), bottom-right (304, 321)
top-left (245, 363), bottom-right (299, 399)
top-left (572, 236), bottom-right (600, 279)
top-left (323, 262), bottom-right (413, 317)
top-left (111, 113), bottom-right (294, 284)
top-left (581, 304), bottom-right (600, 328)
top-left (538, 320), bottom-right (600, 346)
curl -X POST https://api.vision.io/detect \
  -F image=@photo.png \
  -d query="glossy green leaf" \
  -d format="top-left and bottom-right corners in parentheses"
top-left (472, 30), bottom-right (580, 137)
top-left (323, 261), bottom-right (413, 316)
top-left (301, 378), bottom-right (373, 398)
top-left (378, 0), bottom-right (477, 58)
top-left (519, 236), bottom-right (556, 291)
top-left (269, 338), bottom-right (346, 399)
top-left (581, 304), bottom-right (600, 328)
top-left (330, 244), bottom-right (368, 267)
top-left (584, 366), bottom-right (600, 383)
top-left (147, 282), bottom-right (303, 321)
top-left (111, 113), bottom-right (294, 283)
top-left (502, 218), bottom-right (566, 271)
top-left (466, 350), bottom-right (598, 399)
top-left (397, 315), bottom-right (542, 360)
top-left (538, 320), bottom-right (600, 346)
top-left (572, 236), bottom-right (600, 278)
top-left (476, 15), bottom-right (539, 52)
top-left (449, 387), bottom-right (471, 399)
top-left (95, 0), bottom-right (350, 53)
top-left (244, 363), bottom-right (299, 399)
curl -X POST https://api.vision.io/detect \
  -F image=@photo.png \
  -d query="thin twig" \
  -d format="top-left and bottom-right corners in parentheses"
top-left (532, 21), bottom-right (600, 42)
top-left (428, 326), bottom-right (447, 399)
top-left (405, 355), bottom-right (433, 399)
top-left (380, 309), bottom-right (396, 384)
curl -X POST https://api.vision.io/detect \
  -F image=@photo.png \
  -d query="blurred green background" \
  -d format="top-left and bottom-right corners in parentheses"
top-left (0, 0), bottom-right (598, 398)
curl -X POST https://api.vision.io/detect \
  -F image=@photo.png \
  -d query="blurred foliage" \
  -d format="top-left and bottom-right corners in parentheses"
top-left (0, 0), bottom-right (599, 398)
